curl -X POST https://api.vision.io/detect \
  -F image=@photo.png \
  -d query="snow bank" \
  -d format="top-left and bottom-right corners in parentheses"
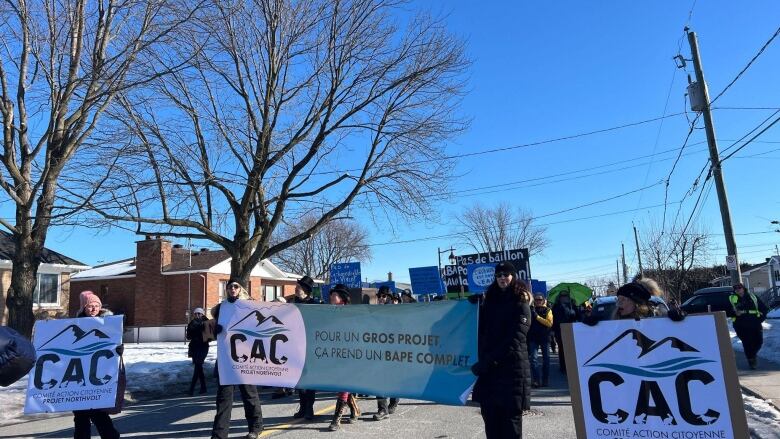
top-left (744, 394), bottom-right (780, 438)
top-left (767, 307), bottom-right (780, 319)
top-left (0, 342), bottom-right (215, 426)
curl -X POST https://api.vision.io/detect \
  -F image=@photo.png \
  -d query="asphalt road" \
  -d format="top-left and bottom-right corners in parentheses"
top-left (3, 358), bottom-right (576, 439)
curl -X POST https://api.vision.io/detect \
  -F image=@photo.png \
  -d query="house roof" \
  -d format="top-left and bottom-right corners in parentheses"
top-left (165, 247), bottom-right (230, 272)
top-left (71, 258), bottom-right (136, 279)
top-left (0, 230), bottom-right (88, 266)
top-left (743, 256), bottom-right (780, 275)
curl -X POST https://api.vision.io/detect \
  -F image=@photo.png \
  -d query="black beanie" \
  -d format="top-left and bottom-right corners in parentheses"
top-left (616, 282), bottom-right (651, 304)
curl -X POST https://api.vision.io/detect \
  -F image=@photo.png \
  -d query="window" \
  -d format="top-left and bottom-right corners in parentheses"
top-left (263, 285), bottom-right (280, 302)
top-left (218, 281), bottom-right (227, 302)
top-left (34, 273), bottom-right (60, 306)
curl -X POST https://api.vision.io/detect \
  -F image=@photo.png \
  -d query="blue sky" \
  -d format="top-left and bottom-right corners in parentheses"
top-left (32, 1), bottom-right (780, 288)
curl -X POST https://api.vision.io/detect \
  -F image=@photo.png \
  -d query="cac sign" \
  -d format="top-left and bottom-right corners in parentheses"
top-left (562, 313), bottom-right (748, 438)
top-left (25, 316), bottom-right (123, 414)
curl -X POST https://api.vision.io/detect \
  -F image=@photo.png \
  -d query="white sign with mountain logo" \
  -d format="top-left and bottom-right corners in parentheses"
top-left (563, 313), bottom-right (748, 438)
top-left (217, 300), bottom-right (306, 387)
top-left (25, 316), bottom-right (123, 414)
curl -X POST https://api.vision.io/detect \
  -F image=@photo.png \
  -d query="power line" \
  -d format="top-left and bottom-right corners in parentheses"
top-left (720, 114), bottom-right (780, 162)
top-left (355, 181), bottom-right (664, 248)
top-left (308, 113), bottom-right (686, 176)
top-left (710, 26), bottom-right (780, 105)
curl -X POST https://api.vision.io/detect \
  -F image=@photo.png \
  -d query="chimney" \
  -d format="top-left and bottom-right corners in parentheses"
top-left (388, 271), bottom-right (393, 281)
top-left (134, 237), bottom-right (172, 326)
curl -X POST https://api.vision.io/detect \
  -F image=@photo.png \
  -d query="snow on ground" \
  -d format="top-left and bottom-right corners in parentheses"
top-left (731, 321), bottom-right (780, 364)
top-left (745, 394), bottom-right (780, 438)
top-left (0, 342), bottom-right (216, 426)
top-left (768, 307), bottom-right (780, 319)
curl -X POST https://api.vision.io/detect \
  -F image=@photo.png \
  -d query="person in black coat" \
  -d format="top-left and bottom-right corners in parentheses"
top-left (292, 275), bottom-right (320, 420)
top-left (470, 261), bottom-right (532, 439)
top-left (551, 290), bottom-right (578, 374)
top-left (0, 326), bottom-right (35, 387)
top-left (186, 308), bottom-right (210, 396)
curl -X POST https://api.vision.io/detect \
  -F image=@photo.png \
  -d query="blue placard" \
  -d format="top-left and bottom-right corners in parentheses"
top-left (321, 284), bottom-right (331, 303)
top-left (531, 279), bottom-right (548, 296)
top-left (372, 281), bottom-right (396, 293)
top-left (330, 262), bottom-right (362, 288)
top-left (467, 263), bottom-right (496, 294)
top-left (408, 266), bottom-right (445, 295)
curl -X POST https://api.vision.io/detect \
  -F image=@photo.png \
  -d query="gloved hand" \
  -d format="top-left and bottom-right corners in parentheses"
top-left (530, 308), bottom-right (538, 320)
top-left (115, 344), bottom-right (124, 356)
top-left (667, 308), bottom-right (686, 322)
top-left (467, 294), bottom-right (483, 304)
top-left (214, 324), bottom-right (224, 335)
top-left (582, 315), bottom-right (599, 326)
top-left (471, 361), bottom-right (489, 377)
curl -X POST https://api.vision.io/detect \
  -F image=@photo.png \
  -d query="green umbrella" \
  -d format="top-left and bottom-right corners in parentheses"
top-left (546, 282), bottom-right (593, 306)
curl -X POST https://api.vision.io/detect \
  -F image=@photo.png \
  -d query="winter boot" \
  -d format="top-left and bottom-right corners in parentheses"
top-left (748, 357), bottom-right (758, 370)
top-left (329, 400), bottom-right (346, 431)
top-left (293, 391), bottom-right (306, 419)
top-left (372, 409), bottom-right (388, 421)
top-left (344, 394), bottom-right (360, 423)
top-left (387, 398), bottom-right (398, 414)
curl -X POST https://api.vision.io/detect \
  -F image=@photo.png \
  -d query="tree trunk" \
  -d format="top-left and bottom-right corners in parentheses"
top-left (5, 236), bottom-right (41, 338)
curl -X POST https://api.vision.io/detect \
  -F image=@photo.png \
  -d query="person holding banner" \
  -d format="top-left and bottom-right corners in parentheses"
top-left (0, 326), bottom-right (35, 387)
top-left (328, 284), bottom-right (361, 431)
top-left (583, 280), bottom-right (686, 325)
top-left (210, 279), bottom-right (264, 439)
top-left (73, 291), bottom-right (123, 439)
top-left (469, 261), bottom-right (532, 439)
top-left (292, 275), bottom-right (320, 421)
top-left (373, 286), bottom-right (400, 421)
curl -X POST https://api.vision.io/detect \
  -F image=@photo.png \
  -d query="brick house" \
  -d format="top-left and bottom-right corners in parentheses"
top-left (70, 236), bottom-right (300, 328)
top-left (0, 231), bottom-right (91, 324)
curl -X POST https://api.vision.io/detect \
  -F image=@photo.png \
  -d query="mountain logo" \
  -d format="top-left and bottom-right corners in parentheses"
top-left (228, 309), bottom-right (289, 339)
top-left (37, 324), bottom-right (115, 357)
top-left (583, 329), bottom-right (714, 378)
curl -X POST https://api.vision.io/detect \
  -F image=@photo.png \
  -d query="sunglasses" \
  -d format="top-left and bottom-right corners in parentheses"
top-left (495, 272), bottom-right (511, 278)
top-left (229, 284), bottom-right (241, 290)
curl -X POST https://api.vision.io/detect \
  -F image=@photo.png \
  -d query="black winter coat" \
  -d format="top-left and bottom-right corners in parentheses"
top-left (0, 326), bottom-right (35, 387)
top-left (552, 300), bottom-right (578, 335)
top-left (472, 284), bottom-right (532, 409)
top-left (186, 317), bottom-right (210, 363)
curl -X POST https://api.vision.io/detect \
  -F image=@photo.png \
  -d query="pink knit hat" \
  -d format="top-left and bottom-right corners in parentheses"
top-left (79, 290), bottom-right (102, 310)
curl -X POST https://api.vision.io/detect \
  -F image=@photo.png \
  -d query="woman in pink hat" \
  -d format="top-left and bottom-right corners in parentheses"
top-left (73, 291), bottom-right (124, 439)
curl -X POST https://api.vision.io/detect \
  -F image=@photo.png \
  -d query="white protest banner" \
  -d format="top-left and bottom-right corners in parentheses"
top-left (562, 313), bottom-right (748, 439)
top-left (25, 315), bottom-right (123, 414)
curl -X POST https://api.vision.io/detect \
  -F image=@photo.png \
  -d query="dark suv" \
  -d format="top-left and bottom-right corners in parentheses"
top-left (680, 286), bottom-right (735, 317)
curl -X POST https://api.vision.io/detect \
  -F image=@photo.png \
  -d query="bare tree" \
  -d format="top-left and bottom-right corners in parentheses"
top-left (456, 202), bottom-right (549, 256)
top-left (66, 0), bottom-right (468, 287)
top-left (0, 0), bottom-right (196, 336)
top-left (273, 215), bottom-right (371, 279)
top-left (640, 220), bottom-right (711, 302)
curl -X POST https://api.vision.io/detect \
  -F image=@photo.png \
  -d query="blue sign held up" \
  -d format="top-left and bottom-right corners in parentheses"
top-left (330, 262), bottom-right (362, 289)
top-left (467, 263), bottom-right (496, 294)
top-left (531, 279), bottom-right (548, 296)
top-left (409, 266), bottom-right (445, 295)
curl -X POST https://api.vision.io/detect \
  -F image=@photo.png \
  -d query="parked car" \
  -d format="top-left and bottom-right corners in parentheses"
top-left (680, 286), bottom-right (735, 317)
top-left (591, 295), bottom-right (669, 321)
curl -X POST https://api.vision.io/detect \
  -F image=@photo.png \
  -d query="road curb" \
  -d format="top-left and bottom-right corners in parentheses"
top-left (741, 384), bottom-right (780, 412)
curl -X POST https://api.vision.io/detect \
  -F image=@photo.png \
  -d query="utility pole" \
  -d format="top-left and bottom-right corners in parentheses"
top-left (633, 223), bottom-right (644, 277)
top-left (621, 243), bottom-right (628, 284)
top-left (687, 29), bottom-right (742, 285)
top-left (616, 260), bottom-right (621, 286)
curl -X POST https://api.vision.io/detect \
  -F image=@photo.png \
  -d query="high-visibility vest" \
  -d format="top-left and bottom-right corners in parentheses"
top-left (729, 292), bottom-right (762, 319)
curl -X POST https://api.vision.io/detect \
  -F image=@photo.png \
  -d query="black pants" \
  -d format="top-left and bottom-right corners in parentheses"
top-left (210, 381), bottom-right (263, 439)
top-left (735, 321), bottom-right (764, 360)
top-left (190, 360), bottom-right (206, 393)
top-left (73, 410), bottom-right (119, 439)
top-left (376, 396), bottom-right (399, 411)
top-left (480, 402), bottom-right (521, 439)
top-left (298, 389), bottom-right (316, 412)
top-left (555, 331), bottom-right (566, 373)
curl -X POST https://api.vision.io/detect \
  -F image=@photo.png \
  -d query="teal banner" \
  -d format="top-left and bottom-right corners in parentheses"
top-left (217, 300), bottom-right (477, 405)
